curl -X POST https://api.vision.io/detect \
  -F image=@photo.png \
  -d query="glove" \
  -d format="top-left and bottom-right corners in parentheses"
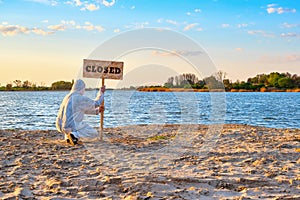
top-left (100, 85), bottom-right (106, 94)
top-left (99, 105), bottom-right (105, 113)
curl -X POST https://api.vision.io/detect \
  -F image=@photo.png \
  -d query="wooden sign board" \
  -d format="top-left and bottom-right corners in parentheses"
top-left (83, 59), bottom-right (123, 80)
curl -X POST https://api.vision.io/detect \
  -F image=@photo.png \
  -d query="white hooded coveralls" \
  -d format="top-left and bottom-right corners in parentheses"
top-left (56, 79), bottom-right (104, 139)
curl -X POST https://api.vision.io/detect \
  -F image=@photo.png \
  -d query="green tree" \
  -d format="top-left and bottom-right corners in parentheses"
top-left (164, 73), bottom-right (200, 88)
top-left (258, 74), bottom-right (268, 85)
top-left (13, 80), bottom-right (22, 87)
top-left (182, 73), bottom-right (198, 85)
top-left (292, 74), bottom-right (300, 88)
top-left (164, 77), bottom-right (174, 88)
top-left (204, 75), bottom-right (224, 90)
top-left (267, 72), bottom-right (282, 87)
top-left (278, 77), bottom-right (294, 88)
top-left (6, 83), bottom-right (12, 90)
top-left (51, 81), bottom-right (72, 90)
top-left (223, 79), bottom-right (232, 91)
top-left (239, 81), bottom-right (252, 90)
top-left (215, 70), bottom-right (227, 82)
top-left (22, 80), bottom-right (31, 88)
top-left (193, 80), bottom-right (205, 89)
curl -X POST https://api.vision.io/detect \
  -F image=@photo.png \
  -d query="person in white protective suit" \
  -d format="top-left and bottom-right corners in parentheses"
top-left (56, 79), bottom-right (105, 145)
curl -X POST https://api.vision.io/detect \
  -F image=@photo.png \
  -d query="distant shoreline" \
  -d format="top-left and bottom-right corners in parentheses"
top-left (1, 88), bottom-right (300, 92)
top-left (138, 87), bottom-right (300, 92)
top-left (0, 88), bottom-right (115, 92)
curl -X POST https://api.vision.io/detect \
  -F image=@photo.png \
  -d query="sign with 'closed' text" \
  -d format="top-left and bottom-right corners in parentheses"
top-left (83, 59), bottom-right (124, 80)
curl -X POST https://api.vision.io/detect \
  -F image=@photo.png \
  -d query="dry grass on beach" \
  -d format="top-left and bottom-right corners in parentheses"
top-left (0, 124), bottom-right (299, 199)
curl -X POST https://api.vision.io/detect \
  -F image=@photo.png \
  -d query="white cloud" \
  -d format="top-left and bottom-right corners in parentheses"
top-left (64, 1), bottom-right (71, 5)
top-left (247, 30), bottom-right (260, 35)
top-left (94, 25), bottom-right (105, 32)
top-left (196, 27), bottom-right (203, 31)
top-left (0, 24), bottom-right (55, 36)
top-left (113, 29), bottom-right (120, 33)
top-left (77, 21), bottom-right (105, 32)
top-left (64, 20), bottom-right (105, 32)
top-left (183, 23), bottom-right (198, 31)
top-left (27, 0), bottom-right (58, 6)
top-left (46, 20), bottom-right (77, 32)
top-left (248, 30), bottom-right (275, 37)
top-left (42, 19), bottom-right (49, 23)
top-left (102, 0), bottom-right (115, 7)
top-left (187, 8), bottom-right (202, 16)
top-left (267, 4), bottom-right (277, 8)
top-left (82, 21), bottom-right (94, 31)
top-left (157, 18), bottom-right (163, 23)
top-left (237, 23), bottom-right (248, 28)
top-left (266, 4), bottom-right (296, 14)
top-left (87, 4), bottom-right (100, 11)
top-left (130, 6), bottom-right (135, 10)
top-left (81, 3), bottom-right (100, 11)
top-left (47, 24), bottom-right (66, 31)
top-left (61, 20), bottom-right (76, 26)
top-left (74, 0), bottom-right (82, 6)
top-left (0, 25), bottom-right (30, 36)
top-left (221, 23), bottom-right (230, 28)
top-left (166, 19), bottom-right (178, 25)
top-left (277, 7), bottom-right (296, 14)
top-left (32, 27), bottom-right (53, 35)
top-left (281, 32), bottom-right (299, 38)
top-left (281, 22), bottom-right (299, 28)
top-left (266, 7), bottom-right (276, 14)
top-left (129, 22), bottom-right (149, 29)
top-left (0, 21), bottom-right (106, 36)
top-left (67, 0), bottom-right (100, 11)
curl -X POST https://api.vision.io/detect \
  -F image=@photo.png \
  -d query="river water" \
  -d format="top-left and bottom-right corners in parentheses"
top-left (0, 91), bottom-right (299, 130)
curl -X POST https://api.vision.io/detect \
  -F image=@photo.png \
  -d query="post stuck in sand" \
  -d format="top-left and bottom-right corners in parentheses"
top-left (83, 59), bottom-right (124, 140)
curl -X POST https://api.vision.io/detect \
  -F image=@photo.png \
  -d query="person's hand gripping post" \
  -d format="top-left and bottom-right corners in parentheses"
top-left (99, 85), bottom-right (105, 113)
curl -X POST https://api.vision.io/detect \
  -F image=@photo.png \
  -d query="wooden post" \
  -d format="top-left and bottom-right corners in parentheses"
top-left (82, 59), bottom-right (124, 141)
top-left (100, 77), bottom-right (105, 140)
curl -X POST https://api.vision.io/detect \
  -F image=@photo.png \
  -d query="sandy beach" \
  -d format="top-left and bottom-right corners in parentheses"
top-left (1, 124), bottom-right (299, 199)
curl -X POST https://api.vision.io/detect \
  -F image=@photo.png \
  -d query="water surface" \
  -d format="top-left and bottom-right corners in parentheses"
top-left (0, 91), bottom-right (299, 130)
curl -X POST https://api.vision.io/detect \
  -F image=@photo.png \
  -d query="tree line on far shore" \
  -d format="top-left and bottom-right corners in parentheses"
top-left (1, 71), bottom-right (300, 92)
top-left (0, 80), bottom-right (74, 91)
top-left (140, 71), bottom-right (300, 92)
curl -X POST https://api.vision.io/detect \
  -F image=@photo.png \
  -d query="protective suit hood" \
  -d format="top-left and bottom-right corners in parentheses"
top-left (71, 79), bottom-right (85, 94)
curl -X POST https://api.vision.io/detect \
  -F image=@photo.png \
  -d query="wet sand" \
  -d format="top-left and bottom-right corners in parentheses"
top-left (0, 124), bottom-right (299, 199)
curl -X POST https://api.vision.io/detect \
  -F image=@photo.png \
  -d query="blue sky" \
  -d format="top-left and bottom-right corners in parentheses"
top-left (0, 0), bottom-right (299, 87)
